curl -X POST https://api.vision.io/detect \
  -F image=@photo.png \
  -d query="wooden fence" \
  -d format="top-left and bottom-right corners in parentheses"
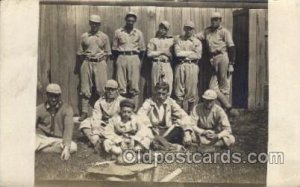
top-left (248, 9), bottom-right (268, 109)
top-left (37, 4), bottom-right (268, 114)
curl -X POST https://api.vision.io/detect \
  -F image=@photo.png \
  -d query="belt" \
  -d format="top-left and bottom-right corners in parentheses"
top-left (116, 131), bottom-right (137, 136)
top-left (153, 58), bottom-right (170, 63)
top-left (118, 51), bottom-right (139, 55)
top-left (85, 57), bottom-right (105, 62)
top-left (179, 59), bottom-right (198, 64)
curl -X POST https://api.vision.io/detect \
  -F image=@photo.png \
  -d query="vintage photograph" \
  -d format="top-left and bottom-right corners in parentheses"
top-left (35, 0), bottom-right (269, 185)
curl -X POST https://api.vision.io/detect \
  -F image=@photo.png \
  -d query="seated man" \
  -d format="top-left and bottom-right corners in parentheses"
top-left (103, 99), bottom-right (153, 156)
top-left (36, 83), bottom-right (77, 161)
top-left (79, 79), bottom-right (125, 150)
top-left (190, 89), bottom-right (235, 149)
top-left (137, 79), bottom-right (193, 150)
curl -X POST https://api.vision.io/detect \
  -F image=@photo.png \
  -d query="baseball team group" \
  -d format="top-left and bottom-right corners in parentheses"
top-left (36, 11), bottom-right (239, 161)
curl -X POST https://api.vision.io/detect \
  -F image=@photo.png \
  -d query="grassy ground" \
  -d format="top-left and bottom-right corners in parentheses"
top-left (35, 109), bottom-right (268, 184)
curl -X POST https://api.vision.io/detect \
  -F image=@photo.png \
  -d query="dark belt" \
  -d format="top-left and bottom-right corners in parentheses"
top-left (179, 59), bottom-right (198, 64)
top-left (118, 51), bottom-right (139, 55)
top-left (116, 130), bottom-right (137, 136)
top-left (153, 58), bottom-right (170, 63)
top-left (85, 57), bottom-right (105, 62)
top-left (210, 50), bottom-right (224, 57)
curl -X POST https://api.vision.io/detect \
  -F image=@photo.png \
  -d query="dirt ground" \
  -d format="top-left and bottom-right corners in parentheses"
top-left (35, 109), bottom-right (268, 185)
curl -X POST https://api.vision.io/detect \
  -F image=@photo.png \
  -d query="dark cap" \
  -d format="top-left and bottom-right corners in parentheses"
top-left (120, 99), bottom-right (135, 109)
top-left (154, 74), bottom-right (170, 92)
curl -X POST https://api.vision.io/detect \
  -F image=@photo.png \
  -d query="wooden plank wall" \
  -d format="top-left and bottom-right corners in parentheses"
top-left (248, 9), bottom-right (268, 110)
top-left (232, 9), bottom-right (249, 108)
top-left (38, 5), bottom-right (257, 114)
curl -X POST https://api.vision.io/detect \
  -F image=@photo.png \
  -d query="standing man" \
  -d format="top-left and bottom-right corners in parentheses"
top-left (137, 80), bottom-right (193, 148)
top-left (190, 89), bottom-right (235, 149)
top-left (79, 80), bottom-right (125, 152)
top-left (174, 21), bottom-right (202, 113)
top-left (196, 12), bottom-right (238, 116)
top-left (36, 83), bottom-right (77, 161)
top-left (77, 15), bottom-right (111, 121)
top-left (112, 11), bottom-right (145, 107)
top-left (147, 21), bottom-right (174, 95)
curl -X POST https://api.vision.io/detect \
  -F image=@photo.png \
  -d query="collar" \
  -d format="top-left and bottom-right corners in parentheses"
top-left (121, 27), bottom-right (137, 34)
top-left (203, 103), bottom-right (217, 113)
top-left (118, 114), bottom-right (137, 127)
top-left (100, 94), bottom-right (122, 104)
top-left (209, 25), bottom-right (223, 32)
top-left (156, 32), bottom-right (172, 39)
top-left (181, 35), bottom-right (195, 41)
top-left (88, 30), bottom-right (102, 37)
top-left (149, 97), bottom-right (169, 107)
top-left (45, 101), bottom-right (62, 111)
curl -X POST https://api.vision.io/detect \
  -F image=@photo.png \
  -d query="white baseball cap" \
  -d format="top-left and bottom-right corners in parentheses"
top-left (202, 89), bottom-right (217, 100)
top-left (211, 12), bottom-right (222, 19)
top-left (46, 83), bottom-right (62, 94)
top-left (89, 15), bottom-right (101, 23)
